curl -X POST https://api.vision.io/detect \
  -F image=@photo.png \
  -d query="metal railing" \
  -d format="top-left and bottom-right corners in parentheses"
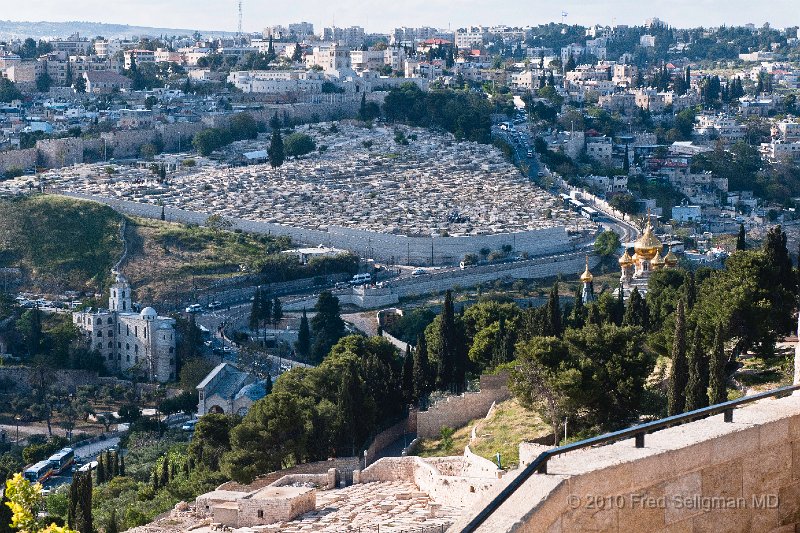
top-left (458, 383), bottom-right (800, 532)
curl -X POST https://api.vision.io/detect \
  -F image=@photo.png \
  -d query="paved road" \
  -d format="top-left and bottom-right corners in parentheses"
top-left (42, 435), bottom-right (121, 491)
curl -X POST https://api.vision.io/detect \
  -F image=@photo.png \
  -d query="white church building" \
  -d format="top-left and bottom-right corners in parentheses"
top-left (73, 272), bottom-right (176, 383)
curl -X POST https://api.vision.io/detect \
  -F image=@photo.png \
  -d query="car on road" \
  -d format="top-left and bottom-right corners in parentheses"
top-left (181, 420), bottom-right (199, 431)
top-left (185, 303), bottom-right (202, 313)
top-left (411, 268), bottom-right (428, 277)
top-left (207, 301), bottom-right (222, 310)
top-left (334, 281), bottom-right (350, 290)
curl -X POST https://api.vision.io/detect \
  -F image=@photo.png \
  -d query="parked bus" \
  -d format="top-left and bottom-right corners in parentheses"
top-left (23, 460), bottom-right (53, 483)
top-left (581, 206), bottom-right (601, 221)
top-left (48, 448), bottom-right (75, 475)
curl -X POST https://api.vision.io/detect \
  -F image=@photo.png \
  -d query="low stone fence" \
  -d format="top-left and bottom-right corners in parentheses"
top-left (216, 456), bottom-right (360, 492)
top-left (268, 470), bottom-right (335, 490)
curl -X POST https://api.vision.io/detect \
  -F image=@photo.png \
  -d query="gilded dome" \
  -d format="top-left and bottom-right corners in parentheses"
top-left (634, 220), bottom-right (663, 260)
top-left (618, 249), bottom-right (634, 266)
top-left (651, 249), bottom-right (666, 269)
top-left (580, 256), bottom-right (593, 283)
top-left (664, 247), bottom-right (678, 267)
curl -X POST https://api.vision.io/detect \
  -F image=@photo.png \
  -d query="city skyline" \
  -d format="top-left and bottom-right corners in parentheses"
top-left (8, 0), bottom-right (800, 36)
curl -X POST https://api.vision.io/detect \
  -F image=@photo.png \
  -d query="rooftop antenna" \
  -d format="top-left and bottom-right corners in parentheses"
top-left (237, 0), bottom-right (243, 46)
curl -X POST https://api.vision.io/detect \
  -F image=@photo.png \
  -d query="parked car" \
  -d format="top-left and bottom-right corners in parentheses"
top-left (185, 304), bottom-right (202, 313)
top-left (207, 301), bottom-right (222, 310)
top-left (411, 268), bottom-right (428, 277)
top-left (181, 420), bottom-right (199, 431)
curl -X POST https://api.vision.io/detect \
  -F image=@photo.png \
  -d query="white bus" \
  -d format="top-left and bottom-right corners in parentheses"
top-left (23, 460), bottom-right (53, 484)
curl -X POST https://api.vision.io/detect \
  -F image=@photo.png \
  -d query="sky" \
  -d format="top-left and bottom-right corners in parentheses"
top-left (8, 0), bottom-right (800, 34)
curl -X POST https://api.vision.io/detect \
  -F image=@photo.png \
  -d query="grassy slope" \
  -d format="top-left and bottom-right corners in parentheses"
top-left (125, 217), bottom-right (292, 303)
top-left (415, 398), bottom-right (549, 470)
top-left (0, 195), bottom-right (123, 291)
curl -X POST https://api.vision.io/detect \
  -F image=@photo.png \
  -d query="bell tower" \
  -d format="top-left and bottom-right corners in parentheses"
top-left (109, 272), bottom-right (131, 312)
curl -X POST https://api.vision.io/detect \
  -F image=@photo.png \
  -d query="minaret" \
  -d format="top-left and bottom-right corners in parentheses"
top-left (580, 256), bottom-right (595, 304)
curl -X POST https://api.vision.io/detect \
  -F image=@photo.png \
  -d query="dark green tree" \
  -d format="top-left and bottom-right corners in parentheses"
top-left (684, 271), bottom-right (696, 310)
top-left (685, 326), bottom-right (708, 411)
top-left (736, 223), bottom-right (746, 251)
top-left (668, 299), bottom-right (688, 415)
top-left (160, 454), bottom-right (169, 487)
top-left (310, 291), bottom-right (345, 363)
top-left (268, 129), bottom-right (285, 169)
top-left (401, 345), bottom-right (414, 403)
top-left (623, 287), bottom-right (648, 329)
top-left (68, 471), bottom-right (92, 533)
top-left (708, 323), bottom-right (727, 405)
top-left (435, 290), bottom-right (466, 392)
top-left (272, 296), bottom-right (283, 328)
top-left (95, 455), bottom-right (105, 484)
top-left (0, 490), bottom-right (11, 533)
top-left (105, 509), bottom-right (119, 533)
top-left (544, 282), bottom-right (562, 336)
top-left (295, 308), bottom-right (311, 359)
top-left (412, 334), bottom-right (430, 404)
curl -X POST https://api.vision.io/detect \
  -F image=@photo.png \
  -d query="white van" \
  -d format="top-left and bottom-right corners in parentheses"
top-left (349, 273), bottom-right (371, 286)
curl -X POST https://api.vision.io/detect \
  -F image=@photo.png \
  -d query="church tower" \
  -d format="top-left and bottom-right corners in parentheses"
top-left (580, 256), bottom-right (595, 304)
top-left (109, 272), bottom-right (132, 313)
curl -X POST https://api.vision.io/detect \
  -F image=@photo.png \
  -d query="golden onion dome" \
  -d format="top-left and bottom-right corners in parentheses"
top-left (580, 256), bottom-right (593, 282)
top-left (634, 220), bottom-right (663, 260)
top-left (651, 249), bottom-right (666, 269)
top-left (664, 247), bottom-right (678, 267)
top-left (618, 249), bottom-right (634, 266)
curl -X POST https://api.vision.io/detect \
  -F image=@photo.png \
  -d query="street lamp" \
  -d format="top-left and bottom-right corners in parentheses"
top-left (15, 415), bottom-right (20, 445)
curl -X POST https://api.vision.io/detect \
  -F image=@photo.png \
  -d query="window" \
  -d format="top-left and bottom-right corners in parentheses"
top-left (118, 342), bottom-right (121, 349)
top-left (257, 511), bottom-right (263, 519)
top-left (96, 331), bottom-right (102, 337)
top-left (126, 354), bottom-right (130, 362)
top-left (108, 341), bottom-right (113, 349)
top-left (135, 356), bottom-right (138, 363)
top-left (126, 343), bottom-right (130, 350)
top-left (168, 347), bottom-right (174, 354)
top-left (108, 354), bottom-right (113, 360)
top-left (135, 326), bottom-right (138, 337)
top-left (96, 318), bottom-right (101, 325)
top-left (126, 325), bottom-right (130, 336)
top-left (107, 317), bottom-right (113, 324)
top-left (134, 345), bottom-right (138, 353)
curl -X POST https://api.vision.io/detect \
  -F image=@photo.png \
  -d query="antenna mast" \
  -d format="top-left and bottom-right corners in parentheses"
top-left (237, 0), bottom-right (243, 46)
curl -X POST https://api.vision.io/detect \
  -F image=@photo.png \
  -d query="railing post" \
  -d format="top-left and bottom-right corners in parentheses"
top-left (724, 408), bottom-right (733, 423)
top-left (536, 459), bottom-right (548, 474)
top-left (635, 432), bottom-right (645, 448)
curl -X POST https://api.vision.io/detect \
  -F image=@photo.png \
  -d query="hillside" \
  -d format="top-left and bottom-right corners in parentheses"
top-left (0, 195), bottom-right (123, 292)
top-left (0, 20), bottom-right (232, 40)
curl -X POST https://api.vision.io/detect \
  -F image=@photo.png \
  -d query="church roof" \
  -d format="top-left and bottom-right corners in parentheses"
top-left (580, 256), bottom-right (593, 283)
top-left (197, 362), bottom-right (256, 400)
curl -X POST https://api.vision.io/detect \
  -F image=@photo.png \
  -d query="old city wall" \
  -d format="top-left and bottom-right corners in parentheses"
top-left (55, 193), bottom-right (586, 268)
top-left (416, 374), bottom-right (510, 439)
top-left (0, 148), bottom-right (37, 174)
top-left (453, 392), bottom-right (800, 532)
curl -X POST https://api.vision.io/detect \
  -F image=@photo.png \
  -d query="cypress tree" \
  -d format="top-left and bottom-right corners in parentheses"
top-left (105, 450), bottom-right (114, 478)
top-left (96, 456), bottom-right (105, 485)
top-left (615, 283), bottom-right (625, 326)
top-left (685, 326), bottom-right (708, 411)
top-left (545, 282), bottom-right (561, 336)
top-left (152, 467), bottom-right (159, 491)
top-left (684, 271), bottom-right (696, 311)
top-left (587, 304), bottom-right (600, 325)
top-left (259, 291), bottom-right (272, 332)
top-left (249, 289), bottom-right (262, 331)
top-left (736, 224), bottom-right (746, 251)
top-left (668, 300), bottom-right (688, 415)
top-left (268, 129), bottom-right (285, 169)
top-left (401, 345), bottom-right (414, 403)
top-left (436, 290), bottom-right (457, 391)
top-left (120, 454), bottom-right (125, 476)
top-left (709, 323), bottom-right (727, 405)
top-left (106, 509), bottom-right (119, 533)
top-left (114, 452), bottom-right (120, 477)
top-left (570, 285), bottom-right (585, 328)
top-left (296, 308), bottom-right (311, 359)
top-left (160, 455), bottom-right (169, 488)
top-left (623, 287), bottom-right (647, 328)
top-left (337, 364), bottom-right (365, 455)
top-left (0, 490), bottom-right (12, 533)
top-left (68, 472), bottom-right (92, 533)
top-left (170, 462), bottom-right (177, 481)
top-left (272, 296), bottom-right (282, 328)
top-left (412, 334), bottom-right (430, 405)
top-left (160, 204), bottom-right (165, 221)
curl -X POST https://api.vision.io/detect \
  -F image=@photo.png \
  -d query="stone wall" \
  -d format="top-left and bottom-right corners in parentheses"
top-left (365, 417), bottom-right (416, 466)
top-left (0, 148), bottom-right (37, 174)
top-left (36, 137), bottom-right (85, 168)
top-left (452, 392), bottom-right (800, 532)
top-left (216, 457), bottom-right (361, 492)
top-left (416, 373), bottom-right (510, 439)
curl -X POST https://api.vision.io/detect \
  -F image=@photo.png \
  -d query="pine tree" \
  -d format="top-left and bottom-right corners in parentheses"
top-left (412, 334), bottom-right (430, 405)
top-left (268, 129), bottom-right (285, 169)
top-left (708, 323), bottom-right (727, 405)
top-left (668, 299), bottom-right (688, 415)
top-left (296, 308), bottom-right (310, 359)
top-left (736, 223), bottom-right (746, 251)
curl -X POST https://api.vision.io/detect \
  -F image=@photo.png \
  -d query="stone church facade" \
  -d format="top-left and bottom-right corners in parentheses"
top-left (73, 273), bottom-right (176, 382)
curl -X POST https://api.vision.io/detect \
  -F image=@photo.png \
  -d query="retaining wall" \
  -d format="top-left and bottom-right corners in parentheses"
top-left (416, 374), bottom-right (510, 439)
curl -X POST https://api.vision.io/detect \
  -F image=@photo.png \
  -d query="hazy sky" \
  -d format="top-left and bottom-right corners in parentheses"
top-left (10, 0), bottom-right (800, 34)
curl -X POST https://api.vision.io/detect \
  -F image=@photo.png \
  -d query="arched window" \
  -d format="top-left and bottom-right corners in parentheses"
top-left (108, 341), bottom-right (113, 349)
top-left (126, 343), bottom-right (130, 350)
top-left (107, 317), bottom-right (113, 324)
top-left (96, 331), bottom-right (102, 337)
top-left (96, 318), bottom-right (102, 325)
top-left (134, 345), bottom-right (138, 353)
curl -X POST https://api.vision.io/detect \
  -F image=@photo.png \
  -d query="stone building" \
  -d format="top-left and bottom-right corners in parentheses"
top-left (73, 273), bottom-right (176, 382)
top-left (196, 362), bottom-right (268, 416)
